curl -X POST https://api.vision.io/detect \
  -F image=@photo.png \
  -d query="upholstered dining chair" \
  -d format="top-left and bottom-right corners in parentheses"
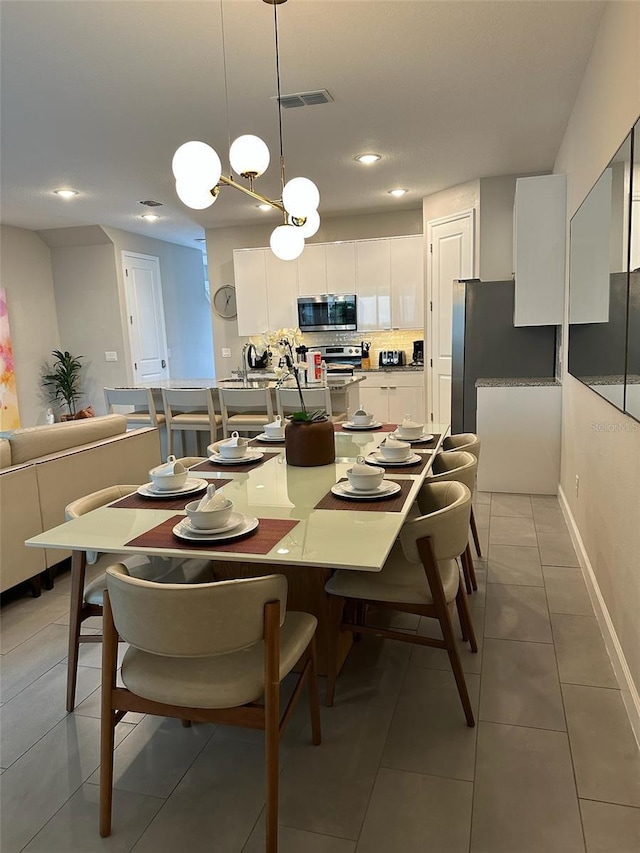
top-left (218, 387), bottom-right (274, 437)
top-left (325, 480), bottom-right (477, 726)
top-left (161, 388), bottom-right (222, 456)
top-left (423, 450), bottom-right (478, 593)
top-left (100, 568), bottom-right (321, 853)
top-left (104, 387), bottom-right (165, 431)
top-left (64, 485), bottom-right (214, 712)
top-left (275, 386), bottom-right (346, 423)
top-left (442, 433), bottom-right (483, 557)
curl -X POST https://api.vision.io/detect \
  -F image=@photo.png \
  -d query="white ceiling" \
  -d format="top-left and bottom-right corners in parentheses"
top-left (0, 0), bottom-right (603, 248)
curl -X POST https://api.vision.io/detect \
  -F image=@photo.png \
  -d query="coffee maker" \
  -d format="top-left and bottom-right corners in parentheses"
top-left (412, 340), bottom-right (424, 366)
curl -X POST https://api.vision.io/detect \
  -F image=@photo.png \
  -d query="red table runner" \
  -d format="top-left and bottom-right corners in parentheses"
top-left (109, 481), bottom-right (233, 511)
top-left (314, 478), bottom-right (414, 512)
top-left (125, 516), bottom-right (299, 555)
top-left (190, 451), bottom-right (280, 474)
top-left (334, 422), bottom-right (397, 433)
top-left (248, 437), bottom-right (285, 448)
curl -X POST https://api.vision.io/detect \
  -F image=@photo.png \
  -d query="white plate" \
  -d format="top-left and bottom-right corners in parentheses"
top-left (255, 433), bottom-right (285, 443)
top-left (389, 431), bottom-right (434, 444)
top-left (173, 515), bottom-right (259, 542)
top-left (207, 450), bottom-right (264, 465)
top-left (137, 478), bottom-right (208, 498)
top-left (180, 511), bottom-right (245, 536)
top-left (340, 421), bottom-right (383, 430)
top-left (365, 451), bottom-right (422, 467)
top-left (331, 480), bottom-right (402, 500)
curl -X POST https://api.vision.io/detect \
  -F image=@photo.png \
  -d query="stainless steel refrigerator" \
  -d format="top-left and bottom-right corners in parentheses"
top-left (451, 279), bottom-right (557, 433)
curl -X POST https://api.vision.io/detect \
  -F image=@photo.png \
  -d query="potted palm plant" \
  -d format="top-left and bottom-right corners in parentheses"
top-left (42, 349), bottom-right (85, 420)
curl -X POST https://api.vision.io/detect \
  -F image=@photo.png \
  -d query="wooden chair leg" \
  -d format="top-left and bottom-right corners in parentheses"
top-left (465, 544), bottom-right (478, 591)
top-left (455, 582), bottom-right (478, 654)
top-left (100, 592), bottom-right (118, 838)
top-left (264, 602), bottom-right (281, 853)
top-left (307, 636), bottom-right (322, 746)
top-left (470, 506), bottom-right (482, 557)
top-left (455, 594), bottom-right (468, 642)
top-left (67, 550), bottom-right (87, 712)
top-left (439, 601), bottom-right (475, 726)
top-left (460, 552), bottom-right (473, 595)
top-left (325, 594), bottom-right (346, 708)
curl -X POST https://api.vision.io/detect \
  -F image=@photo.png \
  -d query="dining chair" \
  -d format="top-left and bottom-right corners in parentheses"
top-left (104, 388), bottom-right (165, 431)
top-left (218, 387), bottom-right (274, 437)
top-left (442, 433), bottom-right (483, 557)
top-left (275, 386), bottom-right (346, 423)
top-left (423, 450), bottom-right (478, 593)
top-left (161, 388), bottom-right (222, 456)
top-left (64, 485), bottom-right (215, 712)
top-left (325, 480), bottom-right (477, 726)
top-left (100, 568), bottom-right (321, 853)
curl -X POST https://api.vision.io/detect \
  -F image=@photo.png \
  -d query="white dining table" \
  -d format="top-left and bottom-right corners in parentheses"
top-left (26, 424), bottom-right (448, 672)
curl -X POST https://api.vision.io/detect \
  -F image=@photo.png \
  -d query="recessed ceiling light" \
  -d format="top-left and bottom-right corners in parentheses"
top-left (141, 213), bottom-right (160, 222)
top-left (54, 188), bottom-right (78, 199)
top-left (257, 203), bottom-right (272, 211)
top-left (388, 188), bottom-right (408, 197)
top-left (355, 153), bottom-right (381, 165)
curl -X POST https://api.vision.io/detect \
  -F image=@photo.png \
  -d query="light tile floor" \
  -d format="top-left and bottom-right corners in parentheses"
top-left (1, 492), bottom-right (640, 852)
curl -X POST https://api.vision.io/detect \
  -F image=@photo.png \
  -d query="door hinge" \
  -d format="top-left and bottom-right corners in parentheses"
top-left (134, 362), bottom-right (137, 371)
top-left (429, 301), bottom-right (433, 312)
top-left (430, 358), bottom-right (433, 367)
top-left (130, 315), bottom-right (133, 324)
top-left (430, 412), bottom-right (434, 420)
top-left (429, 243), bottom-right (433, 253)
top-left (125, 268), bottom-right (129, 277)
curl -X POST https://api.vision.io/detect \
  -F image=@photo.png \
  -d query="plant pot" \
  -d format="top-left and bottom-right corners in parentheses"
top-left (285, 418), bottom-right (335, 467)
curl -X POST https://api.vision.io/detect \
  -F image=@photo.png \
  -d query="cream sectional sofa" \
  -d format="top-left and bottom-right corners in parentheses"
top-left (0, 415), bottom-right (161, 594)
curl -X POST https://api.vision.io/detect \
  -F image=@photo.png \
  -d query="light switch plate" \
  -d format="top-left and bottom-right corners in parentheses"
top-left (221, 348), bottom-right (232, 358)
top-left (105, 351), bottom-right (118, 362)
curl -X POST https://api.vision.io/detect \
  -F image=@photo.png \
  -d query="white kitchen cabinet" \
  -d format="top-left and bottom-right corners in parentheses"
top-left (356, 240), bottom-right (391, 331)
top-left (234, 248), bottom-right (268, 336)
top-left (264, 251), bottom-right (298, 330)
top-left (356, 371), bottom-right (425, 423)
top-left (297, 244), bottom-right (327, 296)
top-left (390, 235), bottom-right (424, 329)
top-left (513, 174), bottom-right (566, 327)
top-left (326, 242), bottom-right (356, 293)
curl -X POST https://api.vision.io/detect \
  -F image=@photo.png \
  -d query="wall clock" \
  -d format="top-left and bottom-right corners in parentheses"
top-left (213, 284), bottom-right (237, 319)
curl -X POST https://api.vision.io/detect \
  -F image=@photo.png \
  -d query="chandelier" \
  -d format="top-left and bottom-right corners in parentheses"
top-left (171, 0), bottom-right (320, 261)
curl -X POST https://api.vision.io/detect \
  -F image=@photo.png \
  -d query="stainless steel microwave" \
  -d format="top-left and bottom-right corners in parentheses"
top-left (297, 293), bottom-right (357, 332)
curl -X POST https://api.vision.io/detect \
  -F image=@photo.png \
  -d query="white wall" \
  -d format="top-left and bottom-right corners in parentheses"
top-left (206, 209), bottom-right (423, 374)
top-left (554, 1), bottom-right (640, 700)
top-left (0, 226), bottom-right (61, 426)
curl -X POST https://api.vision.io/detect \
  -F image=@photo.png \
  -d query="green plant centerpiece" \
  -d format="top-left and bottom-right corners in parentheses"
top-left (42, 349), bottom-right (84, 420)
top-left (261, 328), bottom-right (335, 467)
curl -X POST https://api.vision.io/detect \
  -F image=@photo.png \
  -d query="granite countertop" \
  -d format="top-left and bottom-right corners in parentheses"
top-left (356, 365), bottom-right (424, 374)
top-left (124, 376), bottom-right (364, 391)
top-left (476, 377), bottom-right (562, 388)
top-left (578, 374), bottom-right (640, 386)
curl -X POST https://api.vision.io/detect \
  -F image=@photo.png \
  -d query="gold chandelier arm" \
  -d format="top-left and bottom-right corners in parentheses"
top-left (218, 175), bottom-right (284, 214)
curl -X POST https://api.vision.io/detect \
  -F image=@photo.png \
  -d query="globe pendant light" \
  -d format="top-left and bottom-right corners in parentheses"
top-left (282, 176), bottom-right (320, 218)
top-left (270, 224), bottom-right (305, 261)
top-left (229, 134), bottom-right (270, 179)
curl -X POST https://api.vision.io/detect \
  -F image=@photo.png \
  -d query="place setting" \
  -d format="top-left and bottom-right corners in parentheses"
top-left (190, 431), bottom-right (278, 472)
top-left (249, 416), bottom-right (287, 446)
top-left (387, 414), bottom-right (439, 447)
top-left (315, 456), bottom-right (414, 512)
top-left (335, 408), bottom-right (386, 431)
top-left (111, 456), bottom-right (211, 509)
top-left (172, 484), bottom-right (259, 543)
top-left (364, 435), bottom-right (430, 472)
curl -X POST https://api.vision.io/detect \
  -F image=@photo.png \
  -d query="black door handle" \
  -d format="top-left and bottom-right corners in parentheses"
top-left (161, 359), bottom-right (166, 369)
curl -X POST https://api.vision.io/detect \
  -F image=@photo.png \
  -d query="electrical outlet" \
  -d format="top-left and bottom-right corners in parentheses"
top-left (575, 474), bottom-right (579, 497)
top-left (104, 351), bottom-right (118, 362)
top-left (221, 348), bottom-right (232, 358)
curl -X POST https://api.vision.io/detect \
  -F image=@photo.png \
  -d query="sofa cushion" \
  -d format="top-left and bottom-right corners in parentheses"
top-left (9, 414), bottom-right (127, 466)
top-left (0, 439), bottom-right (11, 469)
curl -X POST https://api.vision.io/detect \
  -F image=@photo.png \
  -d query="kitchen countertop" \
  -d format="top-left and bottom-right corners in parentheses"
top-left (123, 376), bottom-right (365, 391)
top-left (475, 377), bottom-right (561, 388)
top-left (356, 365), bottom-right (424, 373)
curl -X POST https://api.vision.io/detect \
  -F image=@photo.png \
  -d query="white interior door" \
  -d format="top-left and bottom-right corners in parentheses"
top-left (427, 212), bottom-right (474, 424)
top-left (122, 252), bottom-right (170, 383)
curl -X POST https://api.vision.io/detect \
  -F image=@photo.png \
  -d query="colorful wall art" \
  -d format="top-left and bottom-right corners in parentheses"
top-left (0, 287), bottom-right (20, 430)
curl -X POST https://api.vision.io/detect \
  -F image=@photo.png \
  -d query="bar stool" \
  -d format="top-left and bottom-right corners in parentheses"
top-left (442, 433), bottom-right (483, 557)
top-left (218, 387), bottom-right (274, 438)
top-left (104, 388), bottom-right (165, 431)
top-left (161, 388), bottom-right (222, 456)
top-left (64, 485), bottom-right (214, 712)
top-left (325, 481), bottom-right (477, 725)
top-left (275, 386), bottom-right (347, 423)
top-left (422, 450), bottom-right (478, 593)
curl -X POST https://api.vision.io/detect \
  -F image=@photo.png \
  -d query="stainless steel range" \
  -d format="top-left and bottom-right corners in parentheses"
top-left (316, 344), bottom-right (361, 373)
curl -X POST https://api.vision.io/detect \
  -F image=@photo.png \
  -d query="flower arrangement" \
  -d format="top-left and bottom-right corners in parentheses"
top-left (258, 327), bottom-right (326, 422)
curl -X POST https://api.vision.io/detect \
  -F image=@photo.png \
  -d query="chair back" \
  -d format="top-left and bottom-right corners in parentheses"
top-left (442, 432), bottom-right (481, 460)
top-left (218, 387), bottom-right (273, 415)
top-left (161, 388), bottom-right (217, 420)
top-left (106, 566), bottom-right (287, 657)
top-left (400, 481), bottom-right (471, 564)
top-left (104, 388), bottom-right (160, 425)
top-left (426, 450), bottom-right (477, 493)
top-left (276, 387), bottom-right (332, 419)
top-left (65, 484), bottom-right (140, 519)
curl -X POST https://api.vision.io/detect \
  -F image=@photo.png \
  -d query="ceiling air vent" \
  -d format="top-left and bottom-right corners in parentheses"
top-left (274, 89), bottom-right (334, 109)
top-left (138, 199), bottom-right (163, 207)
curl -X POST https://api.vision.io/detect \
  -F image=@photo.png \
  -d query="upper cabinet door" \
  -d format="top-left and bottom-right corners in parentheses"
top-left (513, 174), bottom-right (566, 326)
top-left (297, 244), bottom-right (327, 295)
top-left (390, 235), bottom-right (424, 329)
top-left (234, 248), bottom-right (268, 336)
top-left (356, 240), bottom-right (391, 330)
top-left (326, 242), bottom-right (357, 293)
top-left (265, 252), bottom-right (299, 331)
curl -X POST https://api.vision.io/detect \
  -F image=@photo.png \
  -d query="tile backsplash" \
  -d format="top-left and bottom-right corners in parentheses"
top-left (301, 329), bottom-right (423, 367)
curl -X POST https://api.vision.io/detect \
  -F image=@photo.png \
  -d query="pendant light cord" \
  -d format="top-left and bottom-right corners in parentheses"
top-left (273, 1), bottom-right (286, 206)
top-left (220, 0), bottom-right (232, 176)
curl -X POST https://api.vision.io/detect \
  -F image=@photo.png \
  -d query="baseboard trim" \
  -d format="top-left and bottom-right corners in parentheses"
top-left (558, 485), bottom-right (640, 748)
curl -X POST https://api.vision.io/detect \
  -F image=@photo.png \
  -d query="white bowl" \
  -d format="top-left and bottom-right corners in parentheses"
top-left (379, 439), bottom-right (411, 461)
top-left (264, 424), bottom-right (285, 439)
top-left (347, 464), bottom-right (384, 491)
top-left (352, 410), bottom-right (374, 426)
top-left (148, 461), bottom-right (188, 491)
top-left (185, 497), bottom-right (234, 530)
top-left (396, 423), bottom-right (423, 439)
top-left (215, 439), bottom-right (249, 459)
